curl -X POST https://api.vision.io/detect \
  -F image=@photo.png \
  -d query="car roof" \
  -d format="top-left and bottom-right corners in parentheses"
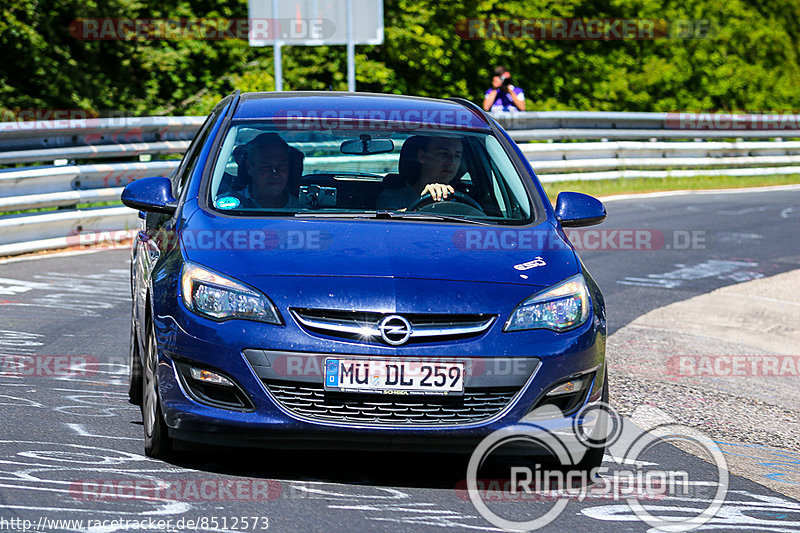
top-left (233, 92), bottom-right (493, 131)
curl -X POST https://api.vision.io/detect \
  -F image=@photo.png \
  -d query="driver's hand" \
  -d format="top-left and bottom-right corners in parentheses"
top-left (421, 183), bottom-right (455, 202)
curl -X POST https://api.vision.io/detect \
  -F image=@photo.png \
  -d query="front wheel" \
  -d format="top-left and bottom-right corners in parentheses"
top-left (572, 371), bottom-right (610, 477)
top-left (128, 311), bottom-right (143, 406)
top-left (142, 317), bottom-right (172, 458)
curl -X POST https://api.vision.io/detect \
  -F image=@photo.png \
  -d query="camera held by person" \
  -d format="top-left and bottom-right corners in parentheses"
top-left (482, 66), bottom-right (526, 112)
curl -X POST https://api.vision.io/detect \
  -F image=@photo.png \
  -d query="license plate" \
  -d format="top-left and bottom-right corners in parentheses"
top-left (324, 358), bottom-right (464, 395)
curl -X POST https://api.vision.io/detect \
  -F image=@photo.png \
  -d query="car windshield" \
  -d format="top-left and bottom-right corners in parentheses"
top-left (207, 122), bottom-right (534, 224)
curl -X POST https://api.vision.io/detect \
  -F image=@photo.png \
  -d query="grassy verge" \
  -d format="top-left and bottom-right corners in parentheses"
top-left (0, 200), bottom-right (121, 217)
top-left (1, 175), bottom-right (799, 217)
top-left (542, 174), bottom-right (800, 202)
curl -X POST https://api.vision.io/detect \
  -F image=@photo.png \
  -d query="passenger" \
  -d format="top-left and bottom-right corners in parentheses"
top-left (237, 133), bottom-right (301, 208)
top-left (376, 136), bottom-right (463, 210)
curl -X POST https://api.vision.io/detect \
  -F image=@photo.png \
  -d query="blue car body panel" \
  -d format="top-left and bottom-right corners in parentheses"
top-left (128, 92), bottom-right (607, 454)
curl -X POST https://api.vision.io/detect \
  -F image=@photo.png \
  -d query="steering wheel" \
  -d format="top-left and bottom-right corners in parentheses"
top-left (407, 191), bottom-right (484, 212)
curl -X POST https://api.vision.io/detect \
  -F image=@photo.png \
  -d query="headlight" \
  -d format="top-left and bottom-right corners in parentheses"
top-left (504, 274), bottom-right (590, 332)
top-left (180, 261), bottom-right (281, 324)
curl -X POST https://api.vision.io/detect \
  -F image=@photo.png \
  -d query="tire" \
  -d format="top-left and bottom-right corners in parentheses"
top-left (128, 311), bottom-right (143, 406)
top-left (573, 371), bottom-right (610, 478)
top-left (142, 317), bottom-right (172, 458)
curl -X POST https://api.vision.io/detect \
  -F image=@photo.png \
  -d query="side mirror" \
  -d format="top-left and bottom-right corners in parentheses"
top-left (555, 192), bottom-right (606, 227)
top-left (121, 176), bottom-right (177, 215)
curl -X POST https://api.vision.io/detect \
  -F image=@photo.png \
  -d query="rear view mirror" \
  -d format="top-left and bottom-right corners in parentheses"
top-left (340, 135), bottom-right (395, 155)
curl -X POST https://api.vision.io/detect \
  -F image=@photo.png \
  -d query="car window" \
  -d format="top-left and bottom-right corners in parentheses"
top-left (172, 106), bottom-right (223, 198)
top-left (206, 122), bottom-right (535, 224)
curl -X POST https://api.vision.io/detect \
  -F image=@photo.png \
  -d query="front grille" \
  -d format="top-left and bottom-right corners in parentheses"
top-left (291, 308), bottom-right (497, 345)
top-left (264, 380), bottom-right (519, 426)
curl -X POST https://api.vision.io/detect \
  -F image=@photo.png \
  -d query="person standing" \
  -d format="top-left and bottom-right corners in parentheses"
top-left (483, 66), bottom-right (526, 112)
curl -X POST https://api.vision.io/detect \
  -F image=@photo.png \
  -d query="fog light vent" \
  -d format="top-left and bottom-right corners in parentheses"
top-left (531, 374), bottom-right (593, 416)
top-left (174, 361), bottom-right (254, 412)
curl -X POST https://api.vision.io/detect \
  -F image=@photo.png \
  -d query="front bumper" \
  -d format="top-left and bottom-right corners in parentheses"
top-left (154, 303), bottom-right (606, 453)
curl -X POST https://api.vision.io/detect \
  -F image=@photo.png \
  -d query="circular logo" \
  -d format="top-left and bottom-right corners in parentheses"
top-left (378, 315), bottom-right (412, 345)
top-left (465, 403), bottom-right (730, 531)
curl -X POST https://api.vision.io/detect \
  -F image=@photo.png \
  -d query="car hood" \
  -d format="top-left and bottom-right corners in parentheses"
top-left (180, 210), bottom-right (578, 287)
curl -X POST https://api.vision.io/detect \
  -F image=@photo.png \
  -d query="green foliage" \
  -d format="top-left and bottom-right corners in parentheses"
top-left (1, 0), bottom-right (800, 116)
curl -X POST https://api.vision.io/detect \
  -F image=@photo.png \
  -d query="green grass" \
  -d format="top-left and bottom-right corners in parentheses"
top-left (0, 200), bottom-right (121, 217)
top-left (1, 175), bottom-right (799, 218)
top-left (542, 174), bottom-right (800, 202)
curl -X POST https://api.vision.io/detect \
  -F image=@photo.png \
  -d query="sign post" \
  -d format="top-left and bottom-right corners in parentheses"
top-left (248, 0), bottom-right (384, 92)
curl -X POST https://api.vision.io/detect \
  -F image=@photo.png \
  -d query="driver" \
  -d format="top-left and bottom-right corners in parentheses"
top-left (377, 136), bottom-right (463, 210)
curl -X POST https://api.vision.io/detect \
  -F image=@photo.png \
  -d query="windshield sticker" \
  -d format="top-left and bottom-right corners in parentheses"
top-left (214, 196), bottom-right (240, 210)
top-left (514, 257), bottom-right (547, 271)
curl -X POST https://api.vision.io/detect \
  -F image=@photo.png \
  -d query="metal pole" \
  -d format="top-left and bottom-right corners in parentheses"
top-left (272, 0), bottom-right (283, 91)
top-left (274, 43), bottom-right (283, 91)
top-left (346, 0), bottom-right (355, 92)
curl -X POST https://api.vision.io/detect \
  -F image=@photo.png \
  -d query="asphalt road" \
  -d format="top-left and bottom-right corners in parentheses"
top-left (0, 187), bottom-right (798, 532)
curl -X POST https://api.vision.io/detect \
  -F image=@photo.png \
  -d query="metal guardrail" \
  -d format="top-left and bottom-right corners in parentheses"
top-left (0, 140), bottom-right (189, 165)
top-left (1, 111), bottom-right (799, 257)
top-left (0, 116), bottom-right (204, 151)
top-left (493, 111), bottom-right (800, 140)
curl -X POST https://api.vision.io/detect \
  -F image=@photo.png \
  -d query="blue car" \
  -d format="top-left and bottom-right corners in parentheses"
top-left (122, 92), bottom-right (608, 467)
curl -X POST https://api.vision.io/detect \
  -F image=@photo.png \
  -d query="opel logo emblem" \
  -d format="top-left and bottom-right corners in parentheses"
top-left (378, 315), bottom-right (412, 345)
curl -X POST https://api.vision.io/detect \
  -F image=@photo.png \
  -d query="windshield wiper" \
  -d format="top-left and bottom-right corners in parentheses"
top-left (294, 211), bottom-right (495, 225)
top-left (293, 212), bottom-right (378, 219)
top-left (374, 211), bottom-right (494, 225)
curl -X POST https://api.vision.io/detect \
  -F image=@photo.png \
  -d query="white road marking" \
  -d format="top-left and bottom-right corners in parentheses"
top-left (618, 259), bottom-right (760, 289)
top-left (65, 423), bottom-right (139, 441)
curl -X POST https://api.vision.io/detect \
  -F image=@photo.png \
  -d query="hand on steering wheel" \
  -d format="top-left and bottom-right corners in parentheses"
top-left (420, 183), bottom-right (454, 202)
top-left (407, 189), bottom-right (484, 212)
